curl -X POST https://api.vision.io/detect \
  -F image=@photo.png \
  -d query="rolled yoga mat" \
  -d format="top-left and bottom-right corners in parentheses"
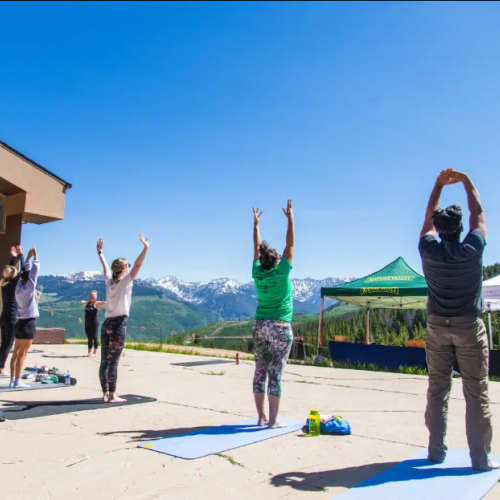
top-left (335, 448), bottom-right (500, 500)
top-left (138, 417), bottom-right (303, 459)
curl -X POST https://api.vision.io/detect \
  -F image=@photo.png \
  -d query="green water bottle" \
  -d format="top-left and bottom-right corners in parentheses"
top-left (309, 410), bottom-right (321, 436)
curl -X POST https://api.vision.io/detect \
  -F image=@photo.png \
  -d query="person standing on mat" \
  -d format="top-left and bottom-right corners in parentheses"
top-left (251, 200), bottom-right (294, 429)
top-left (10, 247), bottom-right (40, 389)
top-left (80, 291), bottom-right (106, 358)
top-left (0, 246), bottom-right (24, 376)
top-left (419, 169), bottom-right (498, 471)
top-left (96, 234), bottom-right (149, 403)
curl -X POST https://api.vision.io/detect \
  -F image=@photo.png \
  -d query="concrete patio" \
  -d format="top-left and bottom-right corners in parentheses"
top-left (1, 344), bottom-right (499, 499)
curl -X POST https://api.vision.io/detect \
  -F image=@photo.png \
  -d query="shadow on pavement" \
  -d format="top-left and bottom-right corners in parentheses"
top-left (100, 426), bottom-right (214, 442)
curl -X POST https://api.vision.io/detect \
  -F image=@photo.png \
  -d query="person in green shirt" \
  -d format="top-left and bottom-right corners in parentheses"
top-left (252, 200), bottom-right (294, 429)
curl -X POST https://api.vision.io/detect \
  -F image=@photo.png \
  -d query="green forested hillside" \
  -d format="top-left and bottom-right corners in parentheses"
top-left (484, 263), bottom-right (500, 280)
top-left (38, 262), bottom-right (500, 348)
top-left (38, 296), bottom-right (219, 341)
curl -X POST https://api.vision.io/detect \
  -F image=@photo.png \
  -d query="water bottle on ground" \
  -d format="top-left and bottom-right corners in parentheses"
top-left (308, 410), bottom-right (321, 436)
top-left (33, 363), bottom-right (38, 376)
top-left (65, 371), bottom-right (71, 386)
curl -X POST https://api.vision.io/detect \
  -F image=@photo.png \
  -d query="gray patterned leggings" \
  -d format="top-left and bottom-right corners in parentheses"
top-left (253, 320), bottom-right (293, 398)
top-left (99, 315), bottom-right (127, 393)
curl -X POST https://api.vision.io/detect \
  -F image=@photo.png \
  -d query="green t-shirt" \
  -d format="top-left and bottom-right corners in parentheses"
top-left (252, 257), bottom-right (293, 323)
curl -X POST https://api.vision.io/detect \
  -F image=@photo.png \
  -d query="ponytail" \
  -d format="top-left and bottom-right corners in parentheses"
top-left (259, 241), bottom-right (279, 270)
top-left (111, 258), bottom-right (128, 283)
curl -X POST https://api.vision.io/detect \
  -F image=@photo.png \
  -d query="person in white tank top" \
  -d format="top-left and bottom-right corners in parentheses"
top-left (97, 234), bottom-right (149, 403)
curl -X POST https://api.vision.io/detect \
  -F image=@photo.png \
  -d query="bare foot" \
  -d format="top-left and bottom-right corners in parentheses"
top-left (103, 393), bottom-right (109, 403)
top-left (268, 420), bottom-right (287, 429)
top-left (108, 395), bottom-right (126, 403)
top-left (84, 353), bottom-right (90, 357)
top-left (473, 461), bottom-right (500, 472)
top-left (90, 354), bottom-right (97, 358)
top-left (257, 417), bottom-right (269, 426)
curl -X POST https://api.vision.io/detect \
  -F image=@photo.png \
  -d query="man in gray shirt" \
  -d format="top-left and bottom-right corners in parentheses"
top-left (419, 168), bottom-right (496, 471)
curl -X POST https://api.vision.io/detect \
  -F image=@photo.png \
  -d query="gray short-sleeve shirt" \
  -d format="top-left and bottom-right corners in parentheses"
top-left (419, 229), bottom-right (486, 317)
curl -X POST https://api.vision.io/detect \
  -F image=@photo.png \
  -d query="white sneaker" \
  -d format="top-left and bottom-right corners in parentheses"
top-left (13, 381), bottom-right (30, 389)
top-left (9, 378), bottom-right (14, 388)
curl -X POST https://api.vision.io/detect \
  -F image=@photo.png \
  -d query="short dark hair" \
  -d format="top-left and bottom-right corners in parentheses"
top-left (432, 205), bottom-right (463, 241)
top-left (259, 241), bottom-right (279, 270)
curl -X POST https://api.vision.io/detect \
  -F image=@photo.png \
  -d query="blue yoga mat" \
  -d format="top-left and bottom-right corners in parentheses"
top-left (138, 418), bottom-right (303, 459)
top-left (336, 449), bottom-right (500, 500)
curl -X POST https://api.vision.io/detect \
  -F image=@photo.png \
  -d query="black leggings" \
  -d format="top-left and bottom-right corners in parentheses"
top-left (85, 320), bottom-right (99, 350)
top-left (0, 317), bottom-right (17, 369)
top-left (99, 316), bottom-right (127, 393)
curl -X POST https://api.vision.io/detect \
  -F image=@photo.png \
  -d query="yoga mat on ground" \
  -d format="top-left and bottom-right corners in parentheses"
top-left (335, 449), bottom-right (500, 500)
top-left (172, 360), bottom-right (235, 367)
top-left (0, 394), bottom-right (157, 420)
top-left (0, 380), bottom-right (71, 393)
top-left (138, 418), bottom-right (303, 459)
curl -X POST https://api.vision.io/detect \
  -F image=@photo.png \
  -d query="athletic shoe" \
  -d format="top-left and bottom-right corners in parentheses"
top-left (13, 381), bottom-right (31, 389)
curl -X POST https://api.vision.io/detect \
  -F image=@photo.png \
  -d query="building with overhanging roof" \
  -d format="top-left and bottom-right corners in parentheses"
top-left (0, 139), bottom-right (71, 264)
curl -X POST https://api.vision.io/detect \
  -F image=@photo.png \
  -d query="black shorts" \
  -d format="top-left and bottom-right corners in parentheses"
top-left (15, 318), bottom-right (37, 340)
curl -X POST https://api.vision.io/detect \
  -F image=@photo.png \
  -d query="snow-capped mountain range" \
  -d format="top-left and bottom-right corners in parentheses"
top-left (41, 272), bottom-right (354, 319)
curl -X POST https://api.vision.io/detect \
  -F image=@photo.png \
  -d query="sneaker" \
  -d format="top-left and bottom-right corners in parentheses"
top-left (9, 379), bottom-right (14, 388)
top-left (13, 381), bottom-right (31, 389)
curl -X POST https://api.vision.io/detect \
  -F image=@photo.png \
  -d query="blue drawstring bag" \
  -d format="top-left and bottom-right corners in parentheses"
top-left (305, 415), bottom-right (351, 435)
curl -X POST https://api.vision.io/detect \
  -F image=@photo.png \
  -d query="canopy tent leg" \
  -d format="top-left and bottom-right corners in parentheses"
top-left (364, 308), bottom-right (370, 345)
top-left (317, 296), bottom-right (325, 356)
top-left (488, 309), bottom-right (494, 350)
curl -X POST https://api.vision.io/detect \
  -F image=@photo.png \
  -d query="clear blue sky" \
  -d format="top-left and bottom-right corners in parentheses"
top-left (2, 1), bottom-right (500, 282)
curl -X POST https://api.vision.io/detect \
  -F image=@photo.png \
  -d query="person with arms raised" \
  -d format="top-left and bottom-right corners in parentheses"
top-left (11, 247), bottom-right (39, 388)
top-left (97, 235), bottom-right (149, 403)
top-left (251, 200), bottom-right (294, 429)
top-left (419, 169), bottom-right (496, 471)
top-left (80, 291), bottom-right (106, 358)
top-left (0, 246), bottom-right (24, 376)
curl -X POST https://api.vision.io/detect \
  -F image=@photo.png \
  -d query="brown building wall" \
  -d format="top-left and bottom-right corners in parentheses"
top-left (0, 145), bottom-right (67, 223)
top-left (0, 213), bottom-right (23, 267)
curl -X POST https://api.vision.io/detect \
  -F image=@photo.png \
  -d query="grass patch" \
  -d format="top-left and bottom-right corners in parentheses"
top-left (203, 370), bottom-right (226, 376)
top-left (296, 380), bottom-right (319, 385)
top-left (65, 339), bottom-right (255, 361)
top-left (216, 453), bottom-right (244, 467)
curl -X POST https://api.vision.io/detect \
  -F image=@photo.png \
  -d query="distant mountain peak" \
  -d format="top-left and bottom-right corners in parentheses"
top-left (39, 271), bottom-right (353, 319)
top-left (58, 271), bottom-right (104, 282)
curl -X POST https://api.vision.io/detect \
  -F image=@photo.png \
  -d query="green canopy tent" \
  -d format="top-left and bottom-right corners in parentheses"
top-left (318, 257), bottom-right (428, 349)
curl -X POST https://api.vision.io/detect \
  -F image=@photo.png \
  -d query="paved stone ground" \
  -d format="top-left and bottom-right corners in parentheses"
top-left (1, 344), bottom-right (499, 499)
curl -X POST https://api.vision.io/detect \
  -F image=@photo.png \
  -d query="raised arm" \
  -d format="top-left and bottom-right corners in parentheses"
top-left (130, 234), bottom-right (149, 281)
top-left (252, 207), bottom-right (263, 261)
top-left (420, 169), bottom-right (456, 239)
top-left (449, 171), bottom-right (486, 237)
top-left (96, 301), bottom-right (106, 310)
top-left (29, 248), bottom-right (40, 285)
top-left (9, 245), bottom-right (25, 271)
top-left (97, 239), bottom-right (111, 281)
top-left (282, 199), bottom-right (294, 262)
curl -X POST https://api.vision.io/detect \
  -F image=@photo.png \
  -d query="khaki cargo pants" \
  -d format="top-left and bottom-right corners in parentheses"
top-left (425, 314), bottom-right (492, 470)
